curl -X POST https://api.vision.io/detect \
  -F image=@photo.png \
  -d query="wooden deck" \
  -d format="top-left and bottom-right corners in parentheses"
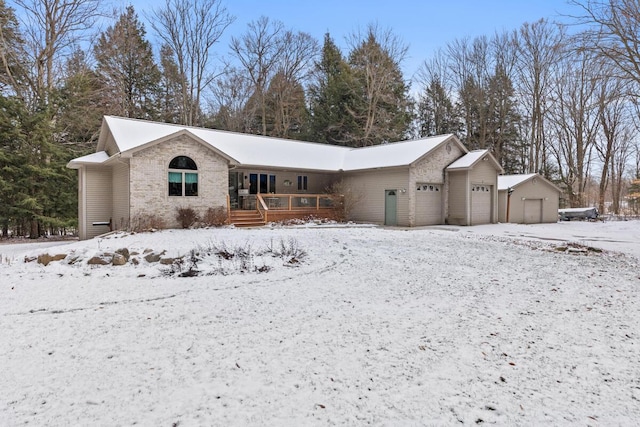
top-left (227, 194), bottom-right (341, 226)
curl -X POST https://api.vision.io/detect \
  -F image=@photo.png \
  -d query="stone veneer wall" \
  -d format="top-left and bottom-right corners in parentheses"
top-left (407, 141), bottom-right (466, 226)
top-left (129, 135), bottom-right (228, 229)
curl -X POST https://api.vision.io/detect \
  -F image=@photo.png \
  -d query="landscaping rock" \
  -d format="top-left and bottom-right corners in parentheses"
top-left (37, 253), bottom-right (67, 266)
top-left (111, 253), bottom-right (127, 266)
top-left (88, 256), bottom-right (110, 266)
top-left (144, 253), bottom-right (161, 263)
top-left (115, 248), bottom-right (130, 261)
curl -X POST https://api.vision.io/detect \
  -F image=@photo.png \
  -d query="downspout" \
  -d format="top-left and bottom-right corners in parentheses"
top-left (506, 187), bottom-right (514, 223)
top-left (80, 166), bottom-right (87, 240)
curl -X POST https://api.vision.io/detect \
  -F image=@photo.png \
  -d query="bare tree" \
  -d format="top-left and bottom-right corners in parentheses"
top-left (208, 66), bottom-right (254, 132)
top-left (594, 67), bottom-right (634, 213)
top-left (151, 0), bottom-right (235, 126)
top-left (548, 49), bottom-right (601, 207)
top-left (414, 50), bottom-right (460, 137)
top-left (570, 0), bottom-right (640, 89)
top-left (514, 19), bottom-right (566, 176)
top-left (13, 0), bottom-right (102, 105)
top-left (230, 16), bottom-right (286, 135)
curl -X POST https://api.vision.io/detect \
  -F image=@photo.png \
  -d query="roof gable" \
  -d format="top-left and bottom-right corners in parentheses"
top-left (123, 129), bottom-right (239, 165)
top-left (446, 149), bottom-right (503, 173)
top-left (498, 173), bottom-right (561, 192)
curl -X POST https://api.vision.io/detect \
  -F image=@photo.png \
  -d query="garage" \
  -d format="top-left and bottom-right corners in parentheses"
top-left (415, 183), bottom-right (442, 225)
top-left (471, 184), bottom-right (492, 225)
top-left (446, 149), bottom-right (503, 226)
top-left (498, 174), bottom-right (561, 224)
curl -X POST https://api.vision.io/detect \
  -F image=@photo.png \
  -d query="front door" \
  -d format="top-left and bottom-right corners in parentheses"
top-left (385, 190), bottom-right (397, 226)
top-left (228, 171), bottom-right (243, 209)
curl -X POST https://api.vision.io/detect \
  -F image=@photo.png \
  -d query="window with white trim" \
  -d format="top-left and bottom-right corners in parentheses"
top-left (168, 156), bottom-right (198, 196)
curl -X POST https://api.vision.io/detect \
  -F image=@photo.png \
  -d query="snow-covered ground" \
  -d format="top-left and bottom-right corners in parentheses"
top-left (1, 221), bottom-right (639, 425)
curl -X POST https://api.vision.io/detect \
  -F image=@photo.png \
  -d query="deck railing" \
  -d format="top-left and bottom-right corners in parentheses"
top-left (257, 193), bottom-right (336, 211)
top-left (230, 193), bottom-right (340, 223)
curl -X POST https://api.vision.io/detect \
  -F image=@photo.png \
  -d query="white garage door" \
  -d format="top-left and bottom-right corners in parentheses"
top-left (471, 184), bottom-right (492, 225)
top-left (524, 199), bottom-right (542, 224)
top-left (415, 183), bottom-right (442, 225)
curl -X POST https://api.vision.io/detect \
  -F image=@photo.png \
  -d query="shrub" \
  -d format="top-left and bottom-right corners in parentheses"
top-left (325, 180), bottom-right (364, 222)
top-left (130, 212), bottom-right (166, 232)
top-left (176, 207), bottom-right (199, 229)
top-left (202, 206), bottom-right (228, 227)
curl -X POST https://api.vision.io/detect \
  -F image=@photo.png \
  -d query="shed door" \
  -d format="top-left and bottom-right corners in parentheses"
top-left (524, 199), bottom-right (543, 224)
top-left (415, 184), bottom-right (442, 225)
top-left (471, 185), bottom-right (492, 225)
top-left (385, 190), bottom-right (397, 226)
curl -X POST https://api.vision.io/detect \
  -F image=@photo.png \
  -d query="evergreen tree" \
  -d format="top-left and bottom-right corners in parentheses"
top-left (457, 76), bottom-right (488, 150)
top-left (486, 67), bottom-right (524, 173)
top-left (94, 6), bottom-right (160, 119)
top-left (55, 48), bottom-right (104, 146)
top-left (158, 44), bottom-right (184, 124)
top-left (348, 27), bottom-right (412, 146)
top-left (263, 70), bottom-right (307, 138)
top-left (307, 33), bottom-right (361, 145)
top-left (417, 77), bottom-right (460, 137)
top-left (0, 95), bottom-right (76, 237)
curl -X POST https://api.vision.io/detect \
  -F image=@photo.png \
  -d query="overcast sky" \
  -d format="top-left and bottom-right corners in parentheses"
top-left (124, 0), bottom-right (577, 78)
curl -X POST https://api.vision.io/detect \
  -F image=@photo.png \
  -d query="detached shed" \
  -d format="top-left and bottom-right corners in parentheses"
top-left (498, 173), bottom-right (561, 224)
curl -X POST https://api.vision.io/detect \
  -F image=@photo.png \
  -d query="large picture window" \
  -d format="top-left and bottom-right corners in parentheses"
top-left (168, 156), bottom-right (198, 196)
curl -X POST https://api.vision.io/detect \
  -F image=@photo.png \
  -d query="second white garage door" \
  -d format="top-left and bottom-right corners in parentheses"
top-left (415, 183), bottom-right (442, 225)
top-left (471, 184), bottom-right (492, 225)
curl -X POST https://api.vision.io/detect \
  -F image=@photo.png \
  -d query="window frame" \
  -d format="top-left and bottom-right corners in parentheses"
top-left (168, 156), bottom-right (198, 197)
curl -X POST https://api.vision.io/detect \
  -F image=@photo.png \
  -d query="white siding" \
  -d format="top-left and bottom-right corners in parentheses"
top-left (499, 179), bottom-right (560, 223)
top-left (447, 171), bottom-right (468, 225)
top-left (111, 160), bottom-right (130, 230)
top-left (343, 168), bottom-right (410, 226)
top-left (84, 166), bottom-right (113, 239)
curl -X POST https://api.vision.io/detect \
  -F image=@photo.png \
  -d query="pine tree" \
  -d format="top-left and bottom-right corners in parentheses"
top-left (417, 78), bottom-right (460, 137)
top-left (55, 48), bottom-right (104, 146)
top-left (158, 44), bottom-right (185, 124)
top-left (486, 67), bottom-right (524, 173)
top-left (307, 33), bottom-right (361, 145)
top-left (263, 70), bottom-right (307, 138)
top-left (0, 95), bottom-right (76, 237)
top-left (348, 27), bottom-right (412, 146)
top-left (94, 6), bottom-right (161, 119)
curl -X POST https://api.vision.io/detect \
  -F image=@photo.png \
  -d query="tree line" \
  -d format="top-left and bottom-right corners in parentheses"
top-left (1, 0), bottom-right (639, 238)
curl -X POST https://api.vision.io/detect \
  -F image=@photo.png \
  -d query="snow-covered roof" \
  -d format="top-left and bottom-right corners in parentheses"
top-left (446, 149), bottom-right (500, 171)
top-left (66, 151), bottom-right (110, 169)
top-left (498, 173), bottom-right (538, 190)
top-left (498, 173), bottom-right (562, 192)
top-left (90, 116), bottom-right (459, 172)
top-left (341, 135), bottom-right (454, 171)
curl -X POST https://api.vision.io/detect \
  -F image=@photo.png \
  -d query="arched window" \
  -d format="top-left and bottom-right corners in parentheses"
top-left (168, 156), bottom-right (198, 197)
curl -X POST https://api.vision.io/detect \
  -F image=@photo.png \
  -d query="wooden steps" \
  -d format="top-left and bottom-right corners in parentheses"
top-left (229, 210), bottom-right (266, 227)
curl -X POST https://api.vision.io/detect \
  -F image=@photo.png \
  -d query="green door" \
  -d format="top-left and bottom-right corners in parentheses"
top-left (385, 190), bottom-right (397, 226)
